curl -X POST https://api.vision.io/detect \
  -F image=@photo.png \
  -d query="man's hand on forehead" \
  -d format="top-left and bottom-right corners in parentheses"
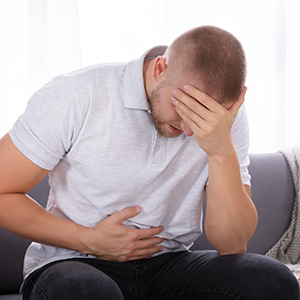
top-left (173, 85), bottom-right (217, 111)
top-left (171, 84), bottom-right (247, 157)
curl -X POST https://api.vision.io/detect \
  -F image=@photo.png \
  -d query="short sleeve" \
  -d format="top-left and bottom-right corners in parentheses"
top-left (231, 104), bottom-right (251, 186)
top-left (9, 76), bottom-right (79, 170)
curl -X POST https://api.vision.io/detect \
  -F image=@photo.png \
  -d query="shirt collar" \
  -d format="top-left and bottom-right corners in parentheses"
top-left (123, 46), bottom-right (168, 110)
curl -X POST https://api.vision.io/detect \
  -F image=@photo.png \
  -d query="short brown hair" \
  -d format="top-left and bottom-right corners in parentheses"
top-left (166, 25), bottom-right (247, 103)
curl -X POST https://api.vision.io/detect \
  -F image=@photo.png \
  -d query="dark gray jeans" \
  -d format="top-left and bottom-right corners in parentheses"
top-left (23, 251), bottom-right (299, 300)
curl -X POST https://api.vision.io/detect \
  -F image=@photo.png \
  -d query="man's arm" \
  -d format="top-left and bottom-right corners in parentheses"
top-left (171, 85), bottom-right (258, 255)
top-left (0, 133), bottom-right (164, 261)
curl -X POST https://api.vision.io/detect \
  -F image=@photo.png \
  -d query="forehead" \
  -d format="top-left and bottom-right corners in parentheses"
top-left (166, 72), bottom-right (201, 92)
top-left (165, 75), bottom-right (234, 109)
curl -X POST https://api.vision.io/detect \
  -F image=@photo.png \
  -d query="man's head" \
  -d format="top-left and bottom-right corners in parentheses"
top-left (165, 25), bottom-right (247, 104)
top-left (146, 25), bottom-right (247, 138)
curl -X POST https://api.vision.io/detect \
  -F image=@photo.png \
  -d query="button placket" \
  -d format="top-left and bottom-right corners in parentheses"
top-left (151, 131), bottom-right (165, 166)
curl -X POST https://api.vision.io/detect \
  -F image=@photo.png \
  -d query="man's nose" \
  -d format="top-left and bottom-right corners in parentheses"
top-left (180, 120), bottom-right (193, 136)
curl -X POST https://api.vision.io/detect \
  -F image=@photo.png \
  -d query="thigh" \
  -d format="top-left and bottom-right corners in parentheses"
top-left (146, 251), bottom-right (300, 300)
top-left (23, 259), bottom-right (124, 300)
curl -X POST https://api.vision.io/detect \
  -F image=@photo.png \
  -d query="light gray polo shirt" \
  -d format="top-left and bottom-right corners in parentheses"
top-left (9, 46), bottom-right (251, 278)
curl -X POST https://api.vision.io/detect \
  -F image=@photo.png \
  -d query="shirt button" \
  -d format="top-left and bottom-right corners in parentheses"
top-left (154, 145), bottom-right (161, 152)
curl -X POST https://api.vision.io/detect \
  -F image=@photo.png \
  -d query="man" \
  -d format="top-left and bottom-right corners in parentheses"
top-left (0, 25), bottom-right (298, 299)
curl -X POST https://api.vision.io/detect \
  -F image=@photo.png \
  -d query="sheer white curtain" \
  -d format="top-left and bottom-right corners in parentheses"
top-left (0, 0), bottom-right (299, 153)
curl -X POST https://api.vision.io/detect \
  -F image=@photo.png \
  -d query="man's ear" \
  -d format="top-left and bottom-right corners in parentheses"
top-left (152, 56), bottom-right (167, 82)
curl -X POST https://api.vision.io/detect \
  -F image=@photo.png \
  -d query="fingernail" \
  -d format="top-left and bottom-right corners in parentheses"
top-left (171, 96), bottom-right (177, 103)
top-left (172, 89), bottom-right (177, 95)
top-left (184, 85), bottom-right (190, 91)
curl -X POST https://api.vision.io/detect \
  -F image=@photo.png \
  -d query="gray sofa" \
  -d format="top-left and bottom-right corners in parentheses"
top-left (0, 152), bottom-right (295, 299)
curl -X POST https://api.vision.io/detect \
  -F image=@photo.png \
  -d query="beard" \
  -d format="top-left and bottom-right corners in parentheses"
top-left (148, 81), bottom-right (183, 138)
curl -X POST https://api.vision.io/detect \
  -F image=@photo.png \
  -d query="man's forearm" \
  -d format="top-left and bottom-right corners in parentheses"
top-left (0, 193), bottom-right (89, 252)
top-left (204, 147), bottom-right (258, 255)
top-left (0, 193), bottom-right (165, 261)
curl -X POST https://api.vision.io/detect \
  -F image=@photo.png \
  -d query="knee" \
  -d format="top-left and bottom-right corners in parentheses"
top-left (255, 256), bottom-right (299, 299)
top-left (219, 253), bottom-right (299, 300)
top-left (36, 261), bottom-right (124, 300)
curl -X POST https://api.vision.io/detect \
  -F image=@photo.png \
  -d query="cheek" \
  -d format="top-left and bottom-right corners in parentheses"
top-left (160, 88), bottom-right (180, 119)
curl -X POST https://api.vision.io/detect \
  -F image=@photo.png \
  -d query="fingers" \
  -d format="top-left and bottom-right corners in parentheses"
top-left (171, 90), bottom-right (208, 132)
top-left (174, 105), bottom-right (202, 135)
top-left (111, 206), bottom-right (142, 224)
top-left (111, 207), bottom-right (164, 248)
top-left (123, 244), bottom-right (164, 261)
top-left (92, 206), bottom-right (165, 262)
top-left (172, 85), bottom-right (247, 131)
top-left (174, 84), bottom-right (247, 116)
top-left (127, 236), bottom-right (164, 254)
top-left (109, 206), bottom-right (164, 237)
top-left (172, 87), bottom-right (216, 124)
top-left (118, 234), bottom-right (164, 262)
top-left (179, 85), bottom-right (221, 112)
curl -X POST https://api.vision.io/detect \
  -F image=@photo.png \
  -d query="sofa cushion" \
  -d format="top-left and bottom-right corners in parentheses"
top-left (0, 229), bottom-right (30, 295)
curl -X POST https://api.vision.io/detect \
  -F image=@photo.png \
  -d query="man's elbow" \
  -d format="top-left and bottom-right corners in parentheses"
top-left (217, 244), bottom-right (247, 256)
top-left (209, 235), bottom-right (249, 256)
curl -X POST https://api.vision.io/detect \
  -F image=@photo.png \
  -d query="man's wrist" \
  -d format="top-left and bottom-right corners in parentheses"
top-left (207, 141), bottom-right (237, 165)
top-left (74, 224), bottom-right (96, 255)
